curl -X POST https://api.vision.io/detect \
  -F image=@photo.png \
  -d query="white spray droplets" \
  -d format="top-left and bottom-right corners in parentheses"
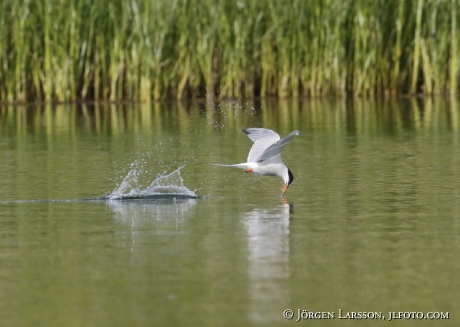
top-left (108, 166), bottom-right (197, 200)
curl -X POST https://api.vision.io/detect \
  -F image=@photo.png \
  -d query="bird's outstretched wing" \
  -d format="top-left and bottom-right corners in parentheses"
top-left (243, 128), bottom-right (280, 162)
top-left (244, 128), bottom-right (300, 163)
top-left (257, 130), bottom-right (300, 163)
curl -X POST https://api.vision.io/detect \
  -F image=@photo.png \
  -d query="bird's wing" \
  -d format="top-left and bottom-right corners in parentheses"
top-left (255, 130), bottom-right (301, 164)
top-left (243, 128), bottom-right (280, 162)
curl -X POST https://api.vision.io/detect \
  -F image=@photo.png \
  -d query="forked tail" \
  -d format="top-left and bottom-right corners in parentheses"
top-left (213, 163), bottom-right (252, 170)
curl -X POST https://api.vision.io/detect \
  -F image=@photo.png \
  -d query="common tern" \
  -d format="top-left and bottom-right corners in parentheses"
top-left (216, 128), bottom-right (300, 194)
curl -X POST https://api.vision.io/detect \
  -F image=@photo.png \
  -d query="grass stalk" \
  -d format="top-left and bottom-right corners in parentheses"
top-left (410, 0), bottom-right (424, 94)
top-left (451, 0), bottom-right (458, 95)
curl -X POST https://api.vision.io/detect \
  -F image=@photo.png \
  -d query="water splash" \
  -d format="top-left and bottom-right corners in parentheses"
top-left (108, 166), bottom-right (198, 200)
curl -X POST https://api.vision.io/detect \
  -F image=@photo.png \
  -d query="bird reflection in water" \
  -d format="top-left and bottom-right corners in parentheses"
top-left (243, 199), bottom-right (292, 324)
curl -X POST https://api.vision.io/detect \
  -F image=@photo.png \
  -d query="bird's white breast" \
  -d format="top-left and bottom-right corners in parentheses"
top-left (253, 163), bottom-right (286, 177)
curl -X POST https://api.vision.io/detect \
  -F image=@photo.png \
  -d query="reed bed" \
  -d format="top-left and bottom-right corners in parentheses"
top-left (0, 0), bottom-right (459, 102)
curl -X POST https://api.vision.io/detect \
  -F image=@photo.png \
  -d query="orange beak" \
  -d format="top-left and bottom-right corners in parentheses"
top-left (282, 183), bottom-right (289, 194)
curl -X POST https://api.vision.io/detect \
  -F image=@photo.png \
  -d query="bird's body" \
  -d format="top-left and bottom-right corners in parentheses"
top-left (216, 128), bottom-right (300, 194)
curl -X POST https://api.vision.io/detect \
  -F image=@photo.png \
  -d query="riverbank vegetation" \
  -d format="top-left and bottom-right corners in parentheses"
top-left (0, 0), bottom-right (459, 102)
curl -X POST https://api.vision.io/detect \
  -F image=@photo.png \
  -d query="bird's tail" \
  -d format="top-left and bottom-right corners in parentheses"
top-left (213, 163), bottom-right (252, 170)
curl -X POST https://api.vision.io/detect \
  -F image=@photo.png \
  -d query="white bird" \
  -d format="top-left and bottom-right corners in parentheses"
top-left (216, 128), bottom-right (301, 194)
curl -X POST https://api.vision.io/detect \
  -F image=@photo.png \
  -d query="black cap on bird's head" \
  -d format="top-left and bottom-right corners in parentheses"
top-left (283, 168), bottom-right (294, 194)
top-left (288, 168), bottom-right (294, 186)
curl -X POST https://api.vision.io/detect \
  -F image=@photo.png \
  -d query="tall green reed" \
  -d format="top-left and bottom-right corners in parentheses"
top-left (0, 0), bottom-right (458, 102)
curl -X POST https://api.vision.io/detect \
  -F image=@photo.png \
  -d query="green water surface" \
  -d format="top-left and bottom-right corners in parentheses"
top-left (0, 98), bottom-right (459, 326)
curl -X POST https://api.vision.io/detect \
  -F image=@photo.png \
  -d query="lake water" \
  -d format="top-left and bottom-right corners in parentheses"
top-left (0, 98), bottom-right (459, 326)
